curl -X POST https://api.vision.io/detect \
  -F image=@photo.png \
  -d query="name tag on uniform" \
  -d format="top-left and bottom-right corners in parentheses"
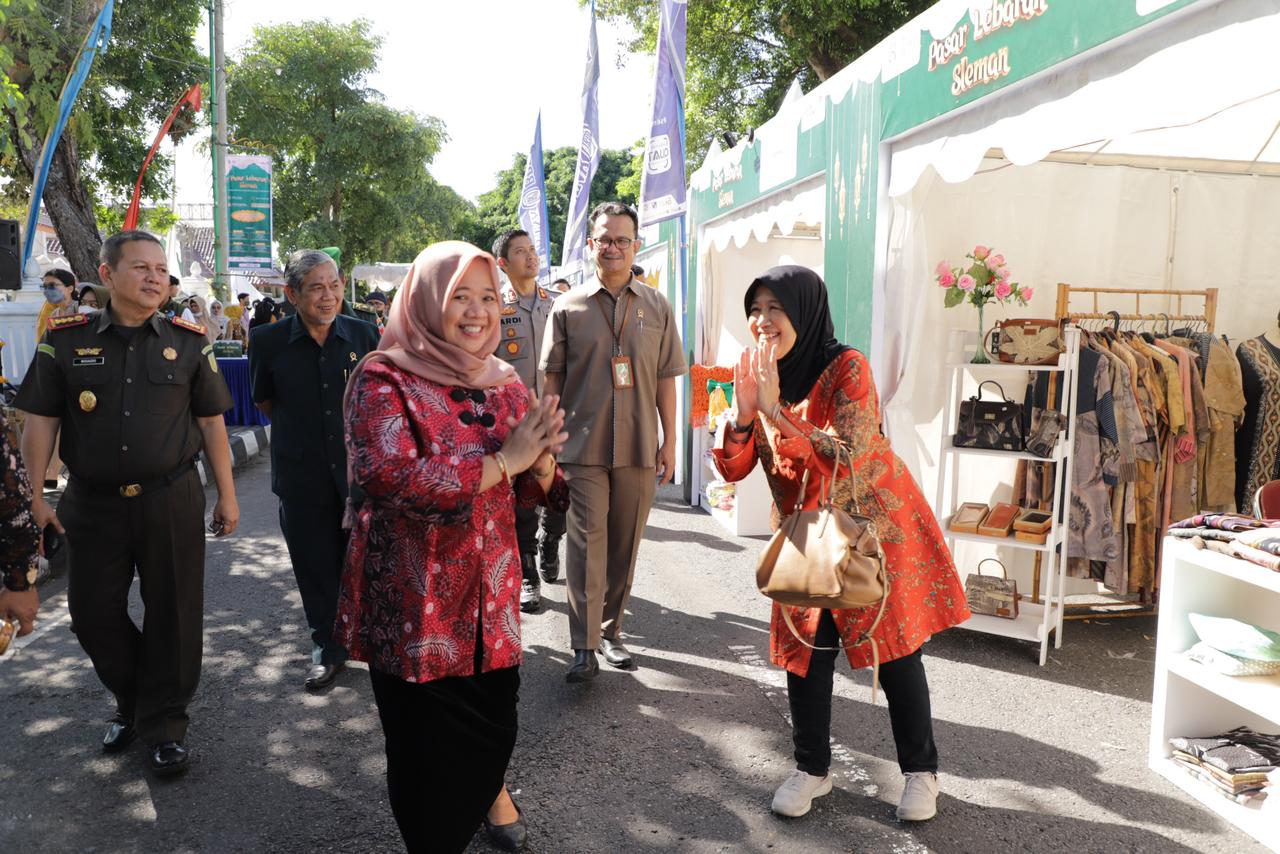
top-left (72, 356), bottom-right (105, 366)
top-left (611, 355), bottom-right (634, 389)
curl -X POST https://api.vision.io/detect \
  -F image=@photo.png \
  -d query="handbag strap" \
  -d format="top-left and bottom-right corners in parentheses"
top-left (975, 557), bottom-right (1008, 580)
top-left (976, 380), bottom-right (1011, 403)
top-left (792, 435), bottom-right (862, 516)
top-left (780, 594), bottom-right (890, 704)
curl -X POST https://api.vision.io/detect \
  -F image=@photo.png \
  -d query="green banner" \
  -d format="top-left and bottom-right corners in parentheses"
top-left (226, 154), bottom-right (273, 272)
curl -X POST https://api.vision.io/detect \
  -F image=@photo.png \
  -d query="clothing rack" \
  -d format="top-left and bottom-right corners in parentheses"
top-left (1043, 285), bottom-right (1218, 620)
top-left (1055, 284), bottom-right (1217, 332)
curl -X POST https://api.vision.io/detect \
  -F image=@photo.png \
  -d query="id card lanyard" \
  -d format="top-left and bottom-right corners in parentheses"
top-left (596, 289), bottom-right (635, 390)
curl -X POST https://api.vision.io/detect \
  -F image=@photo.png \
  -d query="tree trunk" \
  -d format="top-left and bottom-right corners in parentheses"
top-left (41, 135), bottom-right (103, 284)
top-left (9, 117), bottom-right (103, 284)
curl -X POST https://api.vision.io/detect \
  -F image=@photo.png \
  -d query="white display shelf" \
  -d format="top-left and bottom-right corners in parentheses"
top-left (695, 437), bottom-right (773, 537)
top-left (947, 359), bottom-right (1066, 373)
top-left (934, 325), bottom-right (1082, 666)
top-left (944, 438), bottom-right (1064, 463)
top-left (960, 599), bottom-right (1061, 644)
top-left (1149, 538), bottom-right (1280, 851)
top-left (1166, 655), bottom-right (1280, 730)
top-left (941, 516), bottom-right (1063, 553)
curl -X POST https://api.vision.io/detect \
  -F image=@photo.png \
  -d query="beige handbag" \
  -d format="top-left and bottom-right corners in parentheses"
top-left (756, 442), bottom-right (891, 699)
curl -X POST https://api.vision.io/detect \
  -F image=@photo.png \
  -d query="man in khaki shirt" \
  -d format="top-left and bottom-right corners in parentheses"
top-left (541, 202), bottom-right (687, 682)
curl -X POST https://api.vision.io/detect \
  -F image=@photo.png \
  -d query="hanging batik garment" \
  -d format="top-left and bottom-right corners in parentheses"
top-left (1235, 336), bottom-right (1280, 512)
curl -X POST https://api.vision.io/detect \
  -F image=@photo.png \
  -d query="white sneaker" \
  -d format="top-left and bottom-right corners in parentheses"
top-left (896, 771), bottom-right (938, 821)
top-left (771, 769), bottom-right (833, 817)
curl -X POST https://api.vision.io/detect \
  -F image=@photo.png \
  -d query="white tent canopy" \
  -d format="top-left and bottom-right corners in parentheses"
top-left (886, 0), bottom-right (1280, 197)
top-left (350, 262), bottom-right (410, 290)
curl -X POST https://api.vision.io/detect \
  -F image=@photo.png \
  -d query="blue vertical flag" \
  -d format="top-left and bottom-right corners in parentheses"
top-left (517, 111), bottom-right (552, 281)
top-left (23, 0), bottom-right (116, 268)
top-left (560, 4), bottom-right (601, 273)
top-left (639, 0), bottom-right (687, 226)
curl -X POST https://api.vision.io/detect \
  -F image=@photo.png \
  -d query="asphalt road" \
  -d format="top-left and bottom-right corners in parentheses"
top-left (0, 455), bottom-right (1266, 853)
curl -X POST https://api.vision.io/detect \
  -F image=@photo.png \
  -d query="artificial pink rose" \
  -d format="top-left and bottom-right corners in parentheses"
top-left (935, 260), bottom-right (951, 276)
top-left (973, 245), bottom-right (991, 261)
top-left (1021, 286), bottom-right (1035, 301)
top-left (958, 274), bottom-right (977, 292)
top-left (988, 253), bottom-right (1005, 267)
top-left (994, 280), bottom-right (1013, 300)
top-left (994, 266), bottom-right (1010, 282)
top-left (939, 272), bottom-right (956, 287)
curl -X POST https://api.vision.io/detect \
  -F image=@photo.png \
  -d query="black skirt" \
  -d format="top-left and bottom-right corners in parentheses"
top-left (369, 665), bottom-right (520, 854)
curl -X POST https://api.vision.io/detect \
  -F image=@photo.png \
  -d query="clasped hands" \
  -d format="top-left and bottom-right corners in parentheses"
top-left (731, 341), bottom-right (781, 429)
top-left (501, 391), bottom-right (569, 479)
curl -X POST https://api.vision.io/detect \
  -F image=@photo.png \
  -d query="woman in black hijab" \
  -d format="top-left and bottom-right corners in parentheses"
top-left (713, 265), bottom-right (969, 824)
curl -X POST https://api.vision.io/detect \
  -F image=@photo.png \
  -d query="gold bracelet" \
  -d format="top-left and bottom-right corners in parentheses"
top-left (493, 452), bottom-right (511, 486)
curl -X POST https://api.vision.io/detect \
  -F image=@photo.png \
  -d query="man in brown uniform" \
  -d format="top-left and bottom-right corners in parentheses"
top-left (541, 202), bottom-right (686, 681)
top-left (16, 231), bottom-right (239, 777)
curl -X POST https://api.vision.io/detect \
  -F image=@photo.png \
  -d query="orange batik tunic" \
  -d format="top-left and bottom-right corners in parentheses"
top-left (714, 350), bottom-right (970, 677)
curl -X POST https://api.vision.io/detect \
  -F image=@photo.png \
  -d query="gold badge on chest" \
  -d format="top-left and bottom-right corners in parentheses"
top-left (163, 347), bottom-right (178, 361)
top-left (79, 390), bottom-right (97, 412)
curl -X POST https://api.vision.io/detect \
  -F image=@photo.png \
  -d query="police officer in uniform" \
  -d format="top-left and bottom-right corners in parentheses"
top-left (249, 249), bottom-right (379, 691)
top-left (16, 231), bottom-right (239, 776)
top-left (493, 229), bottom-right (565, 613)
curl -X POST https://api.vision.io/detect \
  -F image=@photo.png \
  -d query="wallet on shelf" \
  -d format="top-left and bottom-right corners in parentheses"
top-left (950, 502), bottom-right (990, 534)
top-left (1013, 508), bottom-right (1053, 535)
top-left (1015, 530), bottom-right (1050, 544)
top-left (977, 502), bottom-right (1020, 538)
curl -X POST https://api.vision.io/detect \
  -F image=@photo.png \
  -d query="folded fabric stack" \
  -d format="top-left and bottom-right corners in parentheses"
top-left (1183, 613), bottom-right (1280, 677)
top-left (1168, 513), bottom-right (1280, 571)
top-left (1169, 727), bottom-right (1280, 807)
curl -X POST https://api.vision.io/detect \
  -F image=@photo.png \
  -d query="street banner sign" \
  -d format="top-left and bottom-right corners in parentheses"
top-left (561, 6), bottom-right (601, 272)
top-left (226, 154), bottom-right (274, 272)
top-left (518, 111), bottom-right (552, 281)
top-left (639, 0), bottom-right (687, 226)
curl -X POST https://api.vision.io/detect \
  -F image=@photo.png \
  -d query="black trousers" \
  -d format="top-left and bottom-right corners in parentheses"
top-left (369, 666), bottom-right (520, 854)
top-left (278, 490), bottom-right (348, 666)
top-left (60, 469), bottom-right (206, 745)
top-left (788, 610), bottom-right (938, 776)
top-left (514, 504), bottom-right (566, 579)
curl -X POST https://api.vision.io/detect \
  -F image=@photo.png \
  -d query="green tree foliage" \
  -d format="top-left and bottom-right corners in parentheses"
top-left (1, 0), bottom-right (205, 282)
top-left (593, 0), bottom-right (935, 171)
top-left (467, 145), bottom-right (641, 265)
top-left (226, 19), bottom-right (469, 268)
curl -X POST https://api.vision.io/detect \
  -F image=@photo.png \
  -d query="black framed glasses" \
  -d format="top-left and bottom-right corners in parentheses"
top-left (590, 237), bottom-right (636, 250)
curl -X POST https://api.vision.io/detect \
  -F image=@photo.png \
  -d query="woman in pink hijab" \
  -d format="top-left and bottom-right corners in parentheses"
top-left (337, 241), bottom-right (569, 853)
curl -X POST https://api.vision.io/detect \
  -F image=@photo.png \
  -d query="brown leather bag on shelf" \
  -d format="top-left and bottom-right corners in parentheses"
top-left (755, 442), bottom-right (891, 700)
top-left (987, 318), bottom-right (1064, 366)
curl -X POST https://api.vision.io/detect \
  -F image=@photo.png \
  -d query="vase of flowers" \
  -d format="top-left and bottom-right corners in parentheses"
top-left (936, 245), bottom-right (1033, 364)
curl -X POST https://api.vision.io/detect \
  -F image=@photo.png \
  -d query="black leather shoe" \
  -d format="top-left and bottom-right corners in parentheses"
top-left (520, 554), bottom-right (542, 613)
top-left (565, 649), bottom-right (599, 683)
top-left (483, 799), bottom-right (529, 851)
top-left (102, 716), bottom-right (136, 754)
top-left (304, 662), bottom-right (344, 692)
top-left (149, 741), bottom-right (190, 777)
top-left (538, 536), bottom-right (562, 583)
top-left (599, 637), bottom-right (633, 668)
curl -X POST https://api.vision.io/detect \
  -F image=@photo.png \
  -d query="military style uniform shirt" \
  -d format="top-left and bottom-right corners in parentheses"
top-left (248, 313), bottom-right (380, 501)
top-left (15, 309), bottom-right (232, 484)
top-left (496, 282), bottom-right (555, 397)
top-left (540, 275), bottom-right (687, 468)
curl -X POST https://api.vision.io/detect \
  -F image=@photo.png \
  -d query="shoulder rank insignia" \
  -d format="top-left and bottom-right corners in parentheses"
top-left (538, 287), bottom-right (549, 300)
top-left (48, 314), bottom-right (89, 331)
top-left (501, 286), bottom-right (519, 305)
top-left (171, 316), bottom-right (207, 335)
